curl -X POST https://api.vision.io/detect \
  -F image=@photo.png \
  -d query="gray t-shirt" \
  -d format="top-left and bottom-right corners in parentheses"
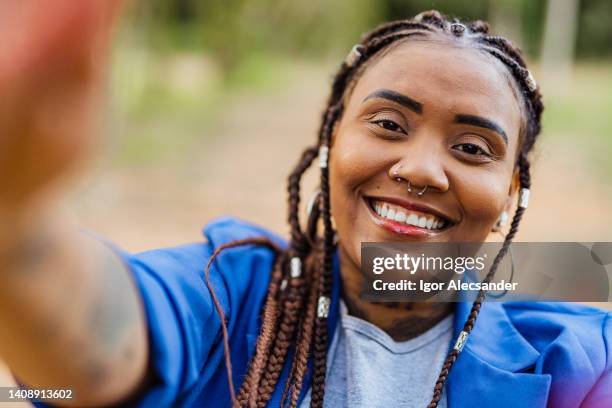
top-left (300, 303), bottom-right (452, 407)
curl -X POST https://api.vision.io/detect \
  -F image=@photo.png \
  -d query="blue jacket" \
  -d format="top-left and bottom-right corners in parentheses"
top-left (124, 216), bottom-right (611, 407)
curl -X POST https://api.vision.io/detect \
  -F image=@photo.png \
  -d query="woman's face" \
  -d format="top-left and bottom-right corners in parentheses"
top-left (329, 39), bottom-right (523, 266)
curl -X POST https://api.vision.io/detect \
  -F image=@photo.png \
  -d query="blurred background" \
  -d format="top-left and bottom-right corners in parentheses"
top-left (65, 0), bottom-right (612, 252)
top-left (1, 1), bottom-right (612, 402)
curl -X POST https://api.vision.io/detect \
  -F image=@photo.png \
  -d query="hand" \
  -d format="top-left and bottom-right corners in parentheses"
top-left (0, 0), bottom-right (122, 211)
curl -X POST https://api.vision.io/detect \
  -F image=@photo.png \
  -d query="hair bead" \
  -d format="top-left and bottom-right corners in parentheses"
top-left (450, 22), bottom-right (466, 36)
top-left (519, 188), bottom-right (530, 209)
top-left (525, 70), bottom-right (537, 92)
top-left (317, 296), bottom-right (330, 318)
top-left (290, 257), bottom-right (302, 278)
top-left (453, 330), bottom-right (469, 352)
top-left (345, 44), bottom-right (364, 67)
top-left (319, 145), bottom-right (329, 168)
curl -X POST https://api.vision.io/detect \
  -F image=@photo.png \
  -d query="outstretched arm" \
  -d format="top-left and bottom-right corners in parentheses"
top-left (0, 1), bottom-right (149, 406)
top-left (0, 210), bottom-right (148, 406)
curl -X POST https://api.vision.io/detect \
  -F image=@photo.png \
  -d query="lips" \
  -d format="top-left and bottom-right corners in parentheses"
top-left (365, 196), bottom-right (455, 234)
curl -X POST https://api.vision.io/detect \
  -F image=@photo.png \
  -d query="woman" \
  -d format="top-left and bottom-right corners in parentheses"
top-left (0, 4), bottom-right (609, 408)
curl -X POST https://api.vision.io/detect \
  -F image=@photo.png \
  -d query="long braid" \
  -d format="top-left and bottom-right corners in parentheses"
top-left (255, 267), bottom-right (307, 407)
top-left (288, 146), bottom-right (320, 256)
top-left (427, 154), bottom-right (531, 408)
top-left (247, 146), bottom-right (323, 407)
top-left (203, 237), bottom-right (283, 405)
top-left (251, 143), bottom-right (327, 406)
top-left (237, 253), bottom-right (286, 408)
top-left (281, 245), bottom-right (323, 407)
top-left (206, 10), bottom-right (544, 408)
top-left (236, 145), bottom-right (322, 406)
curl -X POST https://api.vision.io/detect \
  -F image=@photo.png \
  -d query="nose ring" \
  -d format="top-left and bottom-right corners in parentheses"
top-left (407, 180), bottom-right (428, 197)
top-left (392, 170), bottom-right (403, 183)
top-left (393, 171), bottom-right (428, 197)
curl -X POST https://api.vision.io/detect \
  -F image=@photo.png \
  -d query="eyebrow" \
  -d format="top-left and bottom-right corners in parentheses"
top-left (455, 114), bottom-right (508, 144)
top-left (363, 89), bottom-right (423, 114)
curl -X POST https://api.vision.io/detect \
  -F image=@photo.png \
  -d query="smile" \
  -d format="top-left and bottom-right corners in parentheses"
top-left (365, 196), bottom-right (454, 236)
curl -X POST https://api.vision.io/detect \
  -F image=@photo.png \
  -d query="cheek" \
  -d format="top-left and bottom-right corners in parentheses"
top-left (328, 127), bottom-right (391, 242)
top-left (452, 166), bottom-right (512, 237)
top-left (329, 129), bottom-right (388, 202)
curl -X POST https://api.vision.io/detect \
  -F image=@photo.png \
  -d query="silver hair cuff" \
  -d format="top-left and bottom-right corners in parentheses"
top-left (454, 330), bottom-right (469, 352)
top-left (525, 71), bottom-right (537, 92)
top-left (319, 145), bottom-right (329, 168)
top-left (345, 44), bottom-right (364, 67)
top-left (519, 188), bottom-right (530, 209)
top-left (317, 296), bottom-right (331, 318)
top-left (290, 257), bottom-right (302, 278)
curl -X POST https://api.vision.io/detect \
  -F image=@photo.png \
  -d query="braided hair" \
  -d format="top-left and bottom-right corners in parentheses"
top-left (204, 10), bottom-right (544, 408)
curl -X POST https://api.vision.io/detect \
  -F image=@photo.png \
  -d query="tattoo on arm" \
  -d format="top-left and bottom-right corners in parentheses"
top-left (89, 250), bottom-right (138, 350)
top-left (81, 247), bottom-right (141, 384)
top-left (1, 228), bottom-right (55, 276)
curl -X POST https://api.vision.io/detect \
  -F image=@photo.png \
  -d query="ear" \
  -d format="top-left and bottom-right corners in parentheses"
top-left (504, 167), bottom-right (521, 213)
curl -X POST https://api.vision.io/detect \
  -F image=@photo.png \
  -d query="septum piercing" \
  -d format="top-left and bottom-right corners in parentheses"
top-left (393, 171), bottom-right (428, 197)
top-left (409, 180), bottom-right (428, 197)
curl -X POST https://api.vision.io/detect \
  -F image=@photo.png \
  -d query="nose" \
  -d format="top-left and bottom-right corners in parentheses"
top-left (388, 142), bottom-right (450, 194)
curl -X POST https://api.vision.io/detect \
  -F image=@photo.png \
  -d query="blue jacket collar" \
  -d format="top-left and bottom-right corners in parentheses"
top-left (447, 302), bottom-right (551, 407)
top-left (451, 301), bottom-right (540, 372)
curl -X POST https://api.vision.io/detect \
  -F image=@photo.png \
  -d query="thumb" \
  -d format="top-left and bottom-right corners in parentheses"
top-left (0, 0), bottom-right (124, 85)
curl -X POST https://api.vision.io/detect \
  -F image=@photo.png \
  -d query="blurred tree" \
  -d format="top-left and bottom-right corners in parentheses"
top-left (488, 0), bottom-right (524, 48)
top-left (575, 0), bottom-right (612, 58)
top-left (541, 0), bottom-right (580, 87)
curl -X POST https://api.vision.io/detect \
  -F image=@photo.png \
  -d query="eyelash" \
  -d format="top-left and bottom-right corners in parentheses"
top-left (370, 118), bottom-right (407, 135)
top-left (452, 143), bottom-right (492, 157)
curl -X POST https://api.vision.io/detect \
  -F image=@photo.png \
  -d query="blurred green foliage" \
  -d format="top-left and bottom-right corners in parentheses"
top-left (128, 0), bottom-right (611, 69)
top-left (542, 64), bottom-right (612, 175)
top-left (128, 0), bottom-right (381, 71)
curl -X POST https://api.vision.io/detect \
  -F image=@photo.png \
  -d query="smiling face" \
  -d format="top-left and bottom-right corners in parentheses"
top-left (329, 38), bottom-right (524, 268)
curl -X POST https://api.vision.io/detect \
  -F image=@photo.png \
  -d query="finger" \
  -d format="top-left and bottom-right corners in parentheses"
top-left (0, 0), bottom-right (123, 85)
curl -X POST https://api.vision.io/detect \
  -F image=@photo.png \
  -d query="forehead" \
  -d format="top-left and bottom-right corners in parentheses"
top-left (348, 39), bottom-right (523, 137)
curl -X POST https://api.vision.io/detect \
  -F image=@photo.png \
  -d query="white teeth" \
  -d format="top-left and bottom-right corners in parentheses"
top-left (372, 200), bottom-right (448, 230)
top-left (418, 216), bottom-right (427, 228)
top-left (406, 213), bottom-right (419, 226)
top-left (395, 211), bottom-right (406, 222)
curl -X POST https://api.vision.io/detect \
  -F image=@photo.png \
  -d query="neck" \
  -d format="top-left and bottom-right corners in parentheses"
top-left (338, 244), bottom-right (454, 341)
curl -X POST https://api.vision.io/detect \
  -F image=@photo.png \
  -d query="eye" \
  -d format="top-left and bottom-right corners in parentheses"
top-left (453, 142), bottom-right (493, 158)
top-left (372, 119), bottom-right (406, 134)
